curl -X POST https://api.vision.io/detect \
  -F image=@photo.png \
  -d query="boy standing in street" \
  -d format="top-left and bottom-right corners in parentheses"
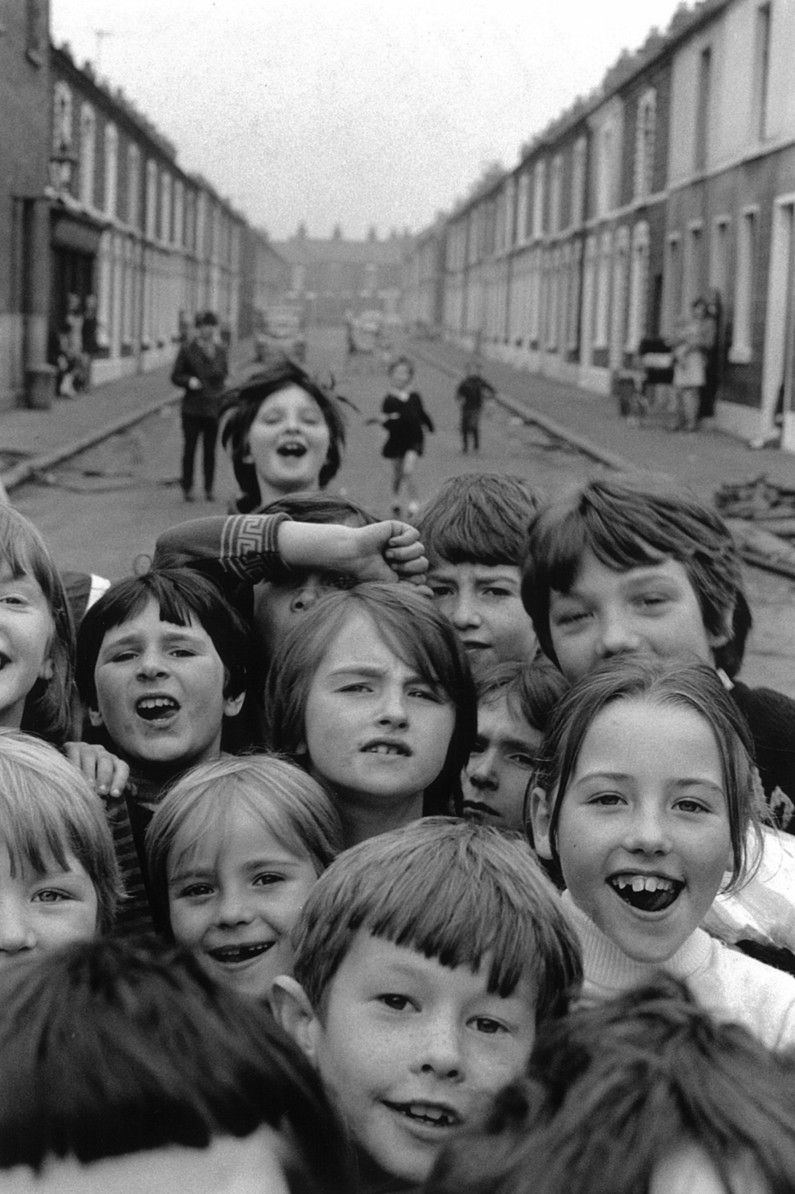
top-left (171, 310), bottom-right (228, 503)
top-left (455, 358), bottom-right (495, 454)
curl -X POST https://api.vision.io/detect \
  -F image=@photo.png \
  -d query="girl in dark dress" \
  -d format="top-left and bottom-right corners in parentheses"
top-left (370, 355), bottom-right (434, 518)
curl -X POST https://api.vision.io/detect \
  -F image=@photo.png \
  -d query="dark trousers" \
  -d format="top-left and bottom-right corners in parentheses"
top-left (181, 414), bottom-right (218, 495)
top-left (461, 409), bottom-right (481, 453)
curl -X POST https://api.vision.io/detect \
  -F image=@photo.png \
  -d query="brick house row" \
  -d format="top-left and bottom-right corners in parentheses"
top-left (0, 3), bottom-right (289, 410)
top-left (403, 0), bottom-right (795, 450)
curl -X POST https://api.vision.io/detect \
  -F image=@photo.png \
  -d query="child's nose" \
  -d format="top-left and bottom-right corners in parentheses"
top-left (0, 898), bottom-right (36, 954)
top-left (136, 648), bottom-right (168, 678)
top-left (376, 686), bottom-right (409, 728)
top-left (450, 592), bottom-right (481, 630)
top-left (595, 610), bottom-right (642, 659)
top-left (414, 1017), bottom-right (464, 1081)
top-left (215, 887), bottom-right (257, 927)
top-left (623, 805), bottom-right (673, 854)
top-left (289, 576), bottom-right (323, 614)
top-left (467, 747), bottom-right (499, 791)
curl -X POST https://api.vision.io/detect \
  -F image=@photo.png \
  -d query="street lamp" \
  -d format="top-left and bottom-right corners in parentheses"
top-left (49, 140), bottom-right (78, 197)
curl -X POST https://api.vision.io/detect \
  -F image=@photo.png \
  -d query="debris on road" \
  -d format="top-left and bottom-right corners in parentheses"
top-left (717, 477), bottom-right (795, 580)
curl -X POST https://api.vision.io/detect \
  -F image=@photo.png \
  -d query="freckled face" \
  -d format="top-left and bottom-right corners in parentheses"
top-left (310, 933), bottom-right (538, 1186)
top-left (244, 385), bottom-right (331, 497)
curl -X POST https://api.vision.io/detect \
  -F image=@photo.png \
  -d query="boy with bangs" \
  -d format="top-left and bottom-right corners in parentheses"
top-left (271, 817), bottom-right (582, 1192)
top-left (521, 472), bottom-right (795, 834)
top-left (418, 474), bottom-right (541, 677)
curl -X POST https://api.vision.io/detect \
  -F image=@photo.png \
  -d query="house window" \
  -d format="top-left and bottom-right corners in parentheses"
top-left (596, 124), bottom-right (615, 217)
top-left (104, 123), bottom-right (118, 218)
top-left (533, 160), bottom-right (546, 239)
top-left (695, 46), bottom-right (712, 172)
top-left (730, 208), bottom-right (757, 362)
top-left (161, 172), bottom-right (172, 243)
top-left (634, 89), bottom-right (656, 199)
top-left (516, 172), bottom-right (529, 244)
top-left (627, 222), bottom-right (650, 352)
top-left (571, 137), bottom-right (587, 226)
top-left (684, 222), bottom-right (704, 310)
top-left (567, 240), bottom-right (582, 350)
top-left (174, 179), bottom-right (184, 246)
top-left (593, 231), bottom-right (612, 348)
top-left (79, 104), bottom-right (96, 208)
top-left (52, 82), bottom-right (73, 153)
top-left (127, 145), bottom-right (140, 228)
top-left (145, 160), bottom-right (157, 240)
top-left (752, 3), bottom-right (771, 141)
top-left (549, 155), bottom-right (563, 236)
top-left (664, 234), bottom-right (682, 333)
top-left (710, 216), bottom-right (730, 304)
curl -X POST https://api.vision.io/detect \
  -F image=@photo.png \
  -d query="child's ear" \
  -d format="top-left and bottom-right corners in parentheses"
top-left (708, 600), bottom-right (735, 650)
top-left (223, 690), bottom-right (246, 719)
top-left (38, 655), bottom-right (54, 682)
top-left (270, 976), bottom-right (322, 1063)
top-left (529, 786), bottom-right (554, 860)
top-left (87, 705), bottom-right (104, 728)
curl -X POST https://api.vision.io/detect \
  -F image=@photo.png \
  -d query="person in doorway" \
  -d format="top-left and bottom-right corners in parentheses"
top-left (171, 311), bottom-right (228, 502)
top-left (80, 294), bottom-right (99, 393)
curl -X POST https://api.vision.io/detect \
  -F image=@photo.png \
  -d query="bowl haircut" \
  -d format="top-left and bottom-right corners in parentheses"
top-left (259, 490), bottom-right (376, 527)
top-left (0, 505), bottom-right (76, 745)
top-left (426, 974), bottom-right (795, 1194)
top-left (0, 729), bottom-right (121, 933)
top-left (521, 473), bottom-right (745, 677)
top-left (76, 567), bottom-right (253, 711)
top-left (290, 817), bottom-right (582, 1022)
top-left (0, 937), bottom-right (353, 1192)
top-left (146, 753), bottom-right (343, 933)
top-left (263, 583), bottom-right (477, 815)
top-left (418, 473), bottom-right (542, 567)
top-left (220, 358), bottom-right (347, 504)
top-left (534, 656), bottom-right (763, 891)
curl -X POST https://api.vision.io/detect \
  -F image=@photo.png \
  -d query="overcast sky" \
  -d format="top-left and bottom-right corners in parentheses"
top-left (51, 0), bottom-right (684, 241)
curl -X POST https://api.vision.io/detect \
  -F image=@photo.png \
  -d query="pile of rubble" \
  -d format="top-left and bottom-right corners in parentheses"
top-left (715, 476), bottom-right (795, 579)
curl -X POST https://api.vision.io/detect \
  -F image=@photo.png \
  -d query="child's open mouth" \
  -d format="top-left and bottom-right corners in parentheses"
top-left (609, 873), bottom-right (683, 913)
top-left (383, 1101), bottom-right (462, 1129)
top-left (206, 942), bottom-right (274, 965)
top-left (361, 739), bottom-right (411, 756)
top-left (277, 442), bottom-right (307, 458)
top-left (135, 695), bottom-right (180, 722)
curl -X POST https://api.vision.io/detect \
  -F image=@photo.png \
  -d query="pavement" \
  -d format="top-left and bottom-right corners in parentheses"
top-left (3, 332), bottom-right (795, 503)
top-left (410, 338), bottom-right (795, 503)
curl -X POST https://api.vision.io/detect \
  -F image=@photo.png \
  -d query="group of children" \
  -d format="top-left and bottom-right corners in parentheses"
top-left (0, 350), bottom-right (794, 1190)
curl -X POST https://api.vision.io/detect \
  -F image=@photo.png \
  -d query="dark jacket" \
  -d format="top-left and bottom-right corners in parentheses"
top-left (171, 339), bottom-right (228, 418)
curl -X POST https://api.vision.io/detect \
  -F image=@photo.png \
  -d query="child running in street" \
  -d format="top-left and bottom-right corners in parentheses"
top-left (529, 655), bottom-right (795, 1049)
top-left (271, 817), bottom-right (582, 1193)
top-left (368, 355), bottom-right (434, 519)
top-left (146, 754), bottom-right (342, 1002)
top-left (263, 583), bottom-right (476, 846)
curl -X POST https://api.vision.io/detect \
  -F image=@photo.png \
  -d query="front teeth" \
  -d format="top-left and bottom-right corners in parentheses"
top-left (613, 874), bottom-right (675, 893)
top-left (365, 744), bottom-right (403, 755)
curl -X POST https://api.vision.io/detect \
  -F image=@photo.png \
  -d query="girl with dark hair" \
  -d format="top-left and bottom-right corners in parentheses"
top-left (221, 357), bottom-right (347, 512)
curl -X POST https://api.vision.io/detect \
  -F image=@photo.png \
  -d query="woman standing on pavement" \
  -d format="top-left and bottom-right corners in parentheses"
top-left (171, 311), bottom-right (228, 502)
top-left (672, 297), bottom-right (712, 433)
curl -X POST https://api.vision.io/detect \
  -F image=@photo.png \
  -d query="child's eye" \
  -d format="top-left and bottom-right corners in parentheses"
top-left (588, 792), bottom-right (624, 807)
top-left (553, 608), bottom-right (589, 627)
top-left (480, 586), bottom-right (512, 599)
top-left (377, 993), bottom-right (414, 1011)
top-left (407, 685), bottom-right (442, 702)
top-left (109, 650), bottom-right (137, 663)
top-left (427, 583), bottom-right (454, 599)
top-left (508, 751), bottom-right (537, 769)
top-left (0, 594), bottom-right (27, 606)
top-left (471, 1016), bottom-right (507, 1035)
top-left (31, 888), bottom-right (70, 904)
top-left (178, 883), bottom-right (214, 898)
top-left (337, 682), bottom-right (374, 694)
top-left (169, 647), bottom-right (197, 658)
top-left (635, 593), bottom-right (669, 611)
top-left (675, 798), bottom-right (710, 814)
top-left (253, 872), bottom-right (284, 887)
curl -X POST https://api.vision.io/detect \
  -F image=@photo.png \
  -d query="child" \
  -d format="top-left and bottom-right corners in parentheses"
top-left (529, 655), bottom-right (795, 1048)
top-left (426, 974), bottom-right (795, 1194)
top-left (263, 583), bottom-right (476, 845)
top-left (462, 659), bottom-right (566, 832)
top-left (146, 754), bottom-right (342, 1000)
top-left (220, 356), bottom-right (348, 511)
top-left (455, 358), bottom-right (495, 454)
top-left (0, 937), bottom-right (353, 1193)
top-left (369, 355), bottom-right (434, 519)
top-left (271, 817), bottom-right (583, 1192)
top-left (0, 504), bottom-right (75, 747)
top-left (76, 567), bottom-right (253, 932)
top-left (420, 473), bottom-right (541, 675)
top-left (153, 501), bottom-right (429, 661)
top-left (521, 472), bottom-right (795, 833)
top-left (0, 729), bottom-right (120, 963)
